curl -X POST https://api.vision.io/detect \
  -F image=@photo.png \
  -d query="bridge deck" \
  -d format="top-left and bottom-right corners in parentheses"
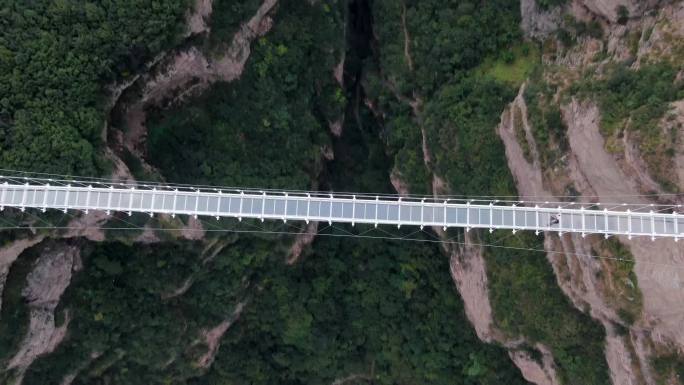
top-left (0, 182), bottom-right (682, 240)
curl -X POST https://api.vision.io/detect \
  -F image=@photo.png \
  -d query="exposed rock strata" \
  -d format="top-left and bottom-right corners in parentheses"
top-left (496, 82), bottom-right (684, 384)
top-left (563, 99), bottom-right (684, 350)
top-left (7, 244), bottom-right (80, 384)
top-left (0, 237), bottom-right (45, 312)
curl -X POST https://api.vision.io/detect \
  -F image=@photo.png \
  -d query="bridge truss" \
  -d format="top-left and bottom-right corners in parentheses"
top-left (0, 175), bottom-right (682, 241)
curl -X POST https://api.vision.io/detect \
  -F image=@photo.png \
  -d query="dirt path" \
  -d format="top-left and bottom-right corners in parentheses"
top-left (400, 2), bottom-right (414, 72)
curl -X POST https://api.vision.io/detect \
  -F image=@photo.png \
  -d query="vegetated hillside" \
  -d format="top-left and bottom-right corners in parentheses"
top-left (364, 0), bottom-right (684, 384)
top-left (0, 1), bottom-right (683, 385)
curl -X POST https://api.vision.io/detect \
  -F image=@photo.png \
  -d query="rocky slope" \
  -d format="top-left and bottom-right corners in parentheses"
top-left (499, 1), bottom-right (684, 383)
top-left (6, 243), bottom-right (79, 384)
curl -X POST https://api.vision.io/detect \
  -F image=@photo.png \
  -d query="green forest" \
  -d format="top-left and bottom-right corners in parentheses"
top-left (9, 0), bottom-right (684, 384)
top-left (368, 1), bottom-right (609, 384)
top-left (0, 0), bottom-right (189, 175)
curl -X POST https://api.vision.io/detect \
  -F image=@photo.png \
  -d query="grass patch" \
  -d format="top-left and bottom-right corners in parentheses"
top-left (524, 73), bottom-right (569, 169)
top-left (513, 105), bottom-right (533, 163)
top-left (477, 43), bottom-right (540, 87)
top-left (652, 350), bottom-right (684, 385)
top-left (592, 238), bottom-right (643, 325)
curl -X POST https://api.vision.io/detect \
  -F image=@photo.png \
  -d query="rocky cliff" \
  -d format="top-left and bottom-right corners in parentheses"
top-left (499, 1), bottom-right (684, 383)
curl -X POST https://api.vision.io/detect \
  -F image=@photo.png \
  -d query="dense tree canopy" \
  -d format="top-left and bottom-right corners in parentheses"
top-left (147, 0), bottom-right (345, 190)
top-left (0, 0), bottom-right (189, 175)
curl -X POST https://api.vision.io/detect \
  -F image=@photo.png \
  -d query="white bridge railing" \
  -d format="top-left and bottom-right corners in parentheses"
top-left (0, 180), bottom-right (682, 241)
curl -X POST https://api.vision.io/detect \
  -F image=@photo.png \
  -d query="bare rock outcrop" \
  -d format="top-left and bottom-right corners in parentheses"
top-left (574, 0), bottom-right (660, 22)
top-left (186, 0), bottom-right (213, 36)
top-left (440, 228), bottom-right (561, 384)
top-left (445, 232), bottom-right (497, 342)
top-left (497, 85), bottom-right (656, 384)
top-left (0, 236), bottom-right (45, 312)
top-left (521, 0), bottom-right (564, 40)
top-left (665, 100), bottom-right (684, 191)
top-left (496, 84), bottom-right (550, 201)
top-left (635, 1), bottom-right (684, 66)
top-left (194, 302), bottom-right (245, 369)
top-left (115, 0), bottom-right (279, 173)
top-left (563, 99), bottom-right (684, 350)
top-left (286, 220), bottom-right (319, 265)
top-left (509, 346), bottom-right (561, 385)
top-left (7, 243), bottom-right (80, 384)
top-left (180, 216), bottom-right (206, 241)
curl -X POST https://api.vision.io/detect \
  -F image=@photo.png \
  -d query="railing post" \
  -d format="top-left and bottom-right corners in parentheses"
top-left (306, 193), bottom-right (311, 224)
top-left (466, 201), bottom-right (470, 232)
top-left (375, 196), bottom-right (379, 228)
top-left (0, 181), bottom-right (7, 210)
top-left (215, 190), bottom-right (222, 220)
top-left (64, 184), bottom-right (71, 213)
top-left (238, 190), bottom-right (244, 222)
top-left (420, 198), bottom-right (425, 230)
top-left (172, 189), bottom-right (178, 218)
top-left (397, 197), bottom-right (402, 229)
top-left (160, 190), bottom-right (167, 216)
top-left (443, 200), bottom-right (448, 231)
top-left (194, 189), bottom-right (201, 219)
top-left (19, 182), bottom-right (28, 212)
top-left (328, 193), bottom-right (333, 225)
top-left (603, 208), bottom-right (609, 239)
top-left (42, 184), bottom-right (50, 212)
top-left (489, 202), bottom-right (493, 233)
top-left (140, 188), bottom-right (147, 213)
top-left (261, 191), bottom-right (266, 222)
top-left (512, 204), bottom-right (517, 234)
top-left (52, 184), bottom-right (59, 208)
top-left (150, 188), bottom-right (156, 217)
top-left (106, 185), bottom-right (113, 215)
top-left (674, 211), bottom-right (679, 242)
top-left (85, 185), bottom-right (92, 214)
top-left (535, 205), bottom-right (540, 235)
top-left (650, 210), bottom-right (655, 241)
top-left (127, 187), bottom-right (134, 216)
top-left (283, 192), bottom-right (288, 223)
top-left (352, 195), bottom-right (356, 227)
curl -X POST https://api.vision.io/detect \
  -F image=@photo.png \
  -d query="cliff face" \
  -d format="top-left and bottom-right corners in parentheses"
top-left (6, 243), bottom-right (79, 384)
top-left (500, 1), bottom-right (684, 383)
